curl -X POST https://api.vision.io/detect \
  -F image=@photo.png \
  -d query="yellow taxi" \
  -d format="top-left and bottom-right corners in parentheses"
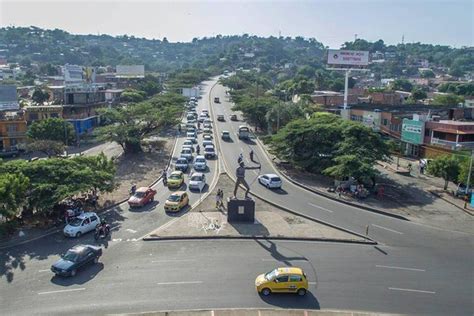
top-left (164, 191), bottom-right (189, 212)
top-left (255, 267), bottom-right (308, 296)
top-left (167, 171), bottom-right (184, 189)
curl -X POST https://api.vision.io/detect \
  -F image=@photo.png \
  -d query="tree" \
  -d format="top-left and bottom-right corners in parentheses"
top-left (32, 88), bottom-right (50, 105)
top-left (390, 79), bottom-right (413, 92)
top-left (27, 118), bottom-right (75, 145)
top-left (26, 140), bottom-right (65, 158)
top-left (323, 154), bottom-right (378, 184)
top-left (427, 155), bottom-right (460, 190)
top-left (0, 173), bottom-right (29, 220)
top-left (95, 93), bottom-right (185, 154)
top-left (457, 154), bottom-right (473, 185)
top-left (412, 88), bottom-right (427, 100)
top-left (420, 69), bottom-right (435, 78)
top-left (265, 102), bottom-right (305, 133)
top-left (121, 90), bottom-right (145, 103)
top-left (231, 95), bottom-right (275, 131)
top-left (432, 94), bottom-right (464, 106)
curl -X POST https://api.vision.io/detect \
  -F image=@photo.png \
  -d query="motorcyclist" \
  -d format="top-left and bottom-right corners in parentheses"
top-left (130, 183), bottom-right (137, 195)
top-left (196, 144), bottom-right (200, 155)
top-left (163, 169), bottom-right (168, 185)
top-left (238, 153), bottom-right (243, 164)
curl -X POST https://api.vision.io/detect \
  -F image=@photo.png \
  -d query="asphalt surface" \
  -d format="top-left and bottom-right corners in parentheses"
top-left (1, 78), bottom-right (473, 316)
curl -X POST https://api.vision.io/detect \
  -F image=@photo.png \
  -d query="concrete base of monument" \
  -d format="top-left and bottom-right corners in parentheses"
top-left (227, 197), bottom-right (255, 223)
top-left (143, 174), bottom-right (371, 243)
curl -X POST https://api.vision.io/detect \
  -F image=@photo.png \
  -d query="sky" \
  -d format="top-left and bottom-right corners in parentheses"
top-left (0, 0), bottom-right (473, 48)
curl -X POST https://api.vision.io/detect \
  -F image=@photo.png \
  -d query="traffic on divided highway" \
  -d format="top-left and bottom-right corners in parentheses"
top-left (1, 3), bottom-right (473, 316)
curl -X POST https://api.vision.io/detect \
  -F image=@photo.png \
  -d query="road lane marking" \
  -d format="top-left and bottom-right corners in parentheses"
top-left (376, 265), bottom-right (425, 272)
top-left (261, 258), bottom-right (307, 262)
top-left (156, 281), bottom-right (203, 285)
top-left (152, 259), bottom-right (196, 263)
top-left (308, 282), bottom-right (317, 285)
top-left (372, 224), bottom-right (403, 234)
top-left (110, 224), bottom-right (121, 231)
top-left (126, 228), bottom-right (137, 234)
top-left (38, 288), bottom-right (85, 295)
top-left (38, 269), bottom-right (50, 273)
top-left (389, 287), bottom-right (435, 294)
top-left (308, 203), bottom-right (333, 213)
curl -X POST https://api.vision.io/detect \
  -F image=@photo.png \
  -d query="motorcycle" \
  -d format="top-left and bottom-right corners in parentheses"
top-left (94, 223), bottom-right (110, 240)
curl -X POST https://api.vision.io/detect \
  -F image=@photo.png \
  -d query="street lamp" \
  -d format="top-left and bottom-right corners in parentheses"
top-left (456, 144), bottom-right (473, 195)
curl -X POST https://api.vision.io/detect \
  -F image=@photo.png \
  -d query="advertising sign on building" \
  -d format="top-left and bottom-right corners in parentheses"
top-left (116, 65), bottom-right (145, 78)
top-left (401, 119), bottom-right (425, 145)
top-left (0, 85), bottom-right (19, 111)
top-left (63, 64), bottom-right (84, 83)
top-left (327, 49), bottom-right (369, 66)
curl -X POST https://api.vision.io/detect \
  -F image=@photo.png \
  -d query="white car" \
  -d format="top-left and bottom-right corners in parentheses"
top-left (198, 115), bottom-right (207, 123)
top-left (203, 123), bottom-right (212, 129)
top-left (183, 139), bottom-right (194, 147)
top-left (204, 118), bottom-right (212, 124)
top-left (258, 174), bottom-right (283, 189)
top-left (204, 145), bottom-right (216, 159)
top-left (175, 157), bottom-right (189, 172)
top-left (193, 155), bottom-right (207, 171)
top-left (202, 140), bottom-right (213, 148)
top-left (182, 144), bottom-right (194, 152)
top-left (189, 172), bottom-right (206, 192)
top-left (63, 212), bottom-right (99, 238)
top-left (203, 134), bottom-right (213, 141)
top-left (201, 109), bottom-right (209, 115)
top-left (180, 148), bottom-right (193, 161)
top-left (186, 133), bottom-right (197, 143)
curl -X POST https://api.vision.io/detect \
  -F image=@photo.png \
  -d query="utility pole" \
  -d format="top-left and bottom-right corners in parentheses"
top-left (465, 150), bottom-right (473, 195)
top-left (64, 120), bottom-right (68, 156)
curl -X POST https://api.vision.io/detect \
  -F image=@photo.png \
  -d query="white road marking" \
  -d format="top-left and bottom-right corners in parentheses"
top-left (152, 259), bottom-right (196, 263)
top-left (376, 265), bottom-right (425, 272)
top-left (38, 288), bottom-right (85, 295)
top-left (126, 228), bottom-right (137, 234)
top-left (389, 287), bottom-right (435, 294)
top-left (156, 281), bottom-right (203, 285)
top-left (372, 224), bottom-right (403, 234)
top-left (308, 282), bottom-right (317, 285)
top-left (38, 269), bottom-right (50, 273)
top-left (110, 224), bottom-right (121, 231)
top-left (308, 202), bottom-right (333, 213)
top-left (112, 238), bottom-right (122, 242)
top-left (261, 258), bottom-right (307, 262)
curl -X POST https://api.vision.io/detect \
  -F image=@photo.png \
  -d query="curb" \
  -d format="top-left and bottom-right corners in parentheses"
top-left (143, 235), bottom-right (375, 245)
top-left (429, 190), bottom-right (474, 216)
top-left (254, 136), bottom-right (409, 221)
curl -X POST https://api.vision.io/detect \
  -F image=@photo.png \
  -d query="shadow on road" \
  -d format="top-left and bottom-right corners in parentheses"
top-left (254, 239), bottom-right (307, 266)
top-left (50, 262), bottom-right (104, 286)
top-left (259, 291), bottom-right (320, 309)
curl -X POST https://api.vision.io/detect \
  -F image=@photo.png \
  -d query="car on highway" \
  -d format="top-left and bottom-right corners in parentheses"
top-left (193, 155), bottom-right (207, 171)
top-left (186, 128), bottom-right (197, 137)
top-left (204, 118), bottom-right (212, 124)
top-left (230, 114), bottom-right (238, 121)
top-left (167, 170), bottom-right (185, 188)
top-left (180, 148), bottom-right (193, 161)
top-left (175, 157), bottom-right (189, 172)
top-left (63, 212), bottom-right (99, 238)
top-left (203, 122), bottom-right (212, 129)
top-left (182, 143), bottom-right (194, 153)
top-left (221, 131), bottom-right (231, 140)
top-left (164, 191), bottom-right (189, 213)
top-left (186, 133), bottom-right (197, 143)
top-left (203, 134), bottom-right (213, 141)
top-left (255, 267), bottom-right (308, 296)
top-left (198, 115), bottom-right (207, 123)
top-left (258, 174), bottom-right (283, 189)
top-left (238, 125), bottom-right (250, 140)
top-left (186, 114), bottom-right (196, 121)
top-left (202, 140), bottom-right (213, 148)
top-left (214, 97), bottom-right (220, 103)
top-left (128, 187), bottom-right (157, 208)
top-left (217, 114), bottom-right (225, 121)
top-left (183, 139), bottom-right (194, 148)
top-left (51, 244), bottom-right (102, 277)
top-left (203, 128), bottom-right (212, 135)
top-left (204, 145), bottom-right (216, 159)
top-left (189, 172), bottom-right (206, 192)
top-left (186, 118), bottom-right (197, 124)
top-left (202, 109), bottom-right (209, 115)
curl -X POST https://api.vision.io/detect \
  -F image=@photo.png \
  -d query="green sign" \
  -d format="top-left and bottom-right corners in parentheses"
top-left (401, 119), bottom-right (425, 145)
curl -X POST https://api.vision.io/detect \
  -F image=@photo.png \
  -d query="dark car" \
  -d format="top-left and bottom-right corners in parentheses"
top-left (230, 114), bottom-right (238, 121)
top-left (51, 245), bottom-right (102, 277)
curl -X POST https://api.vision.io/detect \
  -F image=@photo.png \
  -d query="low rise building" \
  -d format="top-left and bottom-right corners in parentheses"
top-left (0, 110), bottom-right (27, 154)
top-left (24, 105), bottom-right (63, 124)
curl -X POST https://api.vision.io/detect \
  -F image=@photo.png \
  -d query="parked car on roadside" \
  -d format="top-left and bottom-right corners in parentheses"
top-left (63, 212), bottom-right (100, 238)
top-left (128, 187), bottom-right (157, 208)
top-left (51, 244), bottom-right (102, 277)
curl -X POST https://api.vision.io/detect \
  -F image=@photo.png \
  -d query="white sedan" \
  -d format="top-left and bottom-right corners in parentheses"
top-left (258, 174), bottom-right (283, 189)
top-left (63, 212), bottom-right (99, 238)
top-left (189, 172), bottom-right (206, 192)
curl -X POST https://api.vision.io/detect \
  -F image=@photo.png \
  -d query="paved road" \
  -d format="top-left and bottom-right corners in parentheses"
top-left (1, 78), bottom-right (473, 316)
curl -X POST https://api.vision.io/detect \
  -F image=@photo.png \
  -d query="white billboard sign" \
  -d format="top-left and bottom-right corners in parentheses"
top-left (327, 49), bottom-right (369, 66)
top-left (182, 87), bottom-right (199, 98)
top-left (0, 85), bottom-right (19, 111)
top-left (116, 65), bottom-right (145, 78)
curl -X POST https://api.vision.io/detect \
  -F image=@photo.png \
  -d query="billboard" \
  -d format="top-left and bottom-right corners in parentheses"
top-left (116, 65), bottom-right (145, 78)
top-left (63, 65), bottom-right (96, 84)
top-left (182, 87), bottom-right (199, 98)
top-left (0, 85), bottom-right (19, 111)
top-left (401, 119), bottom-right (425, 145)
top-left (327, 49), bottom-right (369, 66)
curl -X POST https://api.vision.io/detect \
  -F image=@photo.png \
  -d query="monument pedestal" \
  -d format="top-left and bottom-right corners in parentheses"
top-left (227, 198), bottom-right (255, 223)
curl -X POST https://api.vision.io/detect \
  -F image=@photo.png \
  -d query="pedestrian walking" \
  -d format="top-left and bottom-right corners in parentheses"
top-left (216, 189), bottom-right (222, 209)
top-left (178, 124), bottom-right (181, 133)
top-left (238, 153), bottom-right (243, 164)
top-left (249, 150), bottom-right (254, 162)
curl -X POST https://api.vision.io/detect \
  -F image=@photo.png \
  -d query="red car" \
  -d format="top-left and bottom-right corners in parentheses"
top-left (128, 187), bottom-right (157, 208)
